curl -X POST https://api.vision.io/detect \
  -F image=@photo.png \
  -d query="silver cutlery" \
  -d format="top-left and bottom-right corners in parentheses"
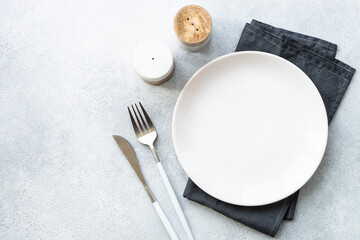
top-left (127, 102), bottom-right (194, 240)
top-left (113, 135), bottom-right (178, 240)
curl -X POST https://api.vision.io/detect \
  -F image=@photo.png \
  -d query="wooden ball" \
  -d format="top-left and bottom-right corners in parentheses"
top-left (173, 5), bottom-right (212, 51)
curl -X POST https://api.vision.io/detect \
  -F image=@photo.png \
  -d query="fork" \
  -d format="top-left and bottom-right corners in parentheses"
top-left (128, 102), bottom-right (194, 240)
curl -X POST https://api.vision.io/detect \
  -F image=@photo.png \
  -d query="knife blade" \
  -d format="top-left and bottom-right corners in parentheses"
top-left (112, 135), bottom-right (155, 202)
top-left (112, 135), bottom-right (179, 240)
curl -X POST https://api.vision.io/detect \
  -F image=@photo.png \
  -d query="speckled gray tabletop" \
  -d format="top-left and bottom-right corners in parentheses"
top-left (1, 0), bottom-right (359, 239)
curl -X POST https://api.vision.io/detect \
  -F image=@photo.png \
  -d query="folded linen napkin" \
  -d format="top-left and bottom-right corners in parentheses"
top-left (183, 20), bottom-right (355, 237)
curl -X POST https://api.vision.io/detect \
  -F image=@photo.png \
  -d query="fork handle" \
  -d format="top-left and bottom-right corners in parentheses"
top-left (153, 201), bottom-right (179, 240)
top-left (157, 162), bottom-right (195, 240)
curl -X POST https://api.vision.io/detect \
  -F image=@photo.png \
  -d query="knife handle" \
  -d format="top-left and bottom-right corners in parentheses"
top-left (157, 162), bottom-right (195, 240)
top-left (153, 201), bottom-right (179, 240)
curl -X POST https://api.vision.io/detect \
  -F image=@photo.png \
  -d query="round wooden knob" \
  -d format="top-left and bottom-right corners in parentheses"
top-left (173, 5), bottom-right (212, 51)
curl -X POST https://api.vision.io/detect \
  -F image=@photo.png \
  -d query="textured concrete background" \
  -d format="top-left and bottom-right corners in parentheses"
top-left (0, 0), bottom-right (359, 239)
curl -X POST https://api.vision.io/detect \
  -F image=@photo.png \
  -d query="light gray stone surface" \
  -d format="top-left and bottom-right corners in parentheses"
top-left (1, 0), bottom-right (359, 239)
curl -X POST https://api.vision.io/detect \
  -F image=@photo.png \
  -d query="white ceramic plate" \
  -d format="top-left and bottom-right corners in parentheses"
top-left (172, 51), bottom-right (328, 206)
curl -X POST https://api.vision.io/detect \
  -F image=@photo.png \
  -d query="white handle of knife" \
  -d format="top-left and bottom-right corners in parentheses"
top-left (153, 201), bottom-right (179, 240)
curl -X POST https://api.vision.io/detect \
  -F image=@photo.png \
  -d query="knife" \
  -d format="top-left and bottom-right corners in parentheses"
top-left (112, 135), bottom-right (178, 240)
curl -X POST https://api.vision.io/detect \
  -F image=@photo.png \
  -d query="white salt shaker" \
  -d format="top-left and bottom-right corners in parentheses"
top-left (133, 39), bottom-right (174, 85)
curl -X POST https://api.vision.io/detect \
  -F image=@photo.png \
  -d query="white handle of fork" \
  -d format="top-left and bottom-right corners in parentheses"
top-left (153, 201), bottom-right (179, 240)
top-left (157, 162), bottom-right (195, 240)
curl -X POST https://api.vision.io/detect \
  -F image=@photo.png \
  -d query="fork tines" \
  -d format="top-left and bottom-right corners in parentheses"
top-left (127, 102), bottom-right (155, 135)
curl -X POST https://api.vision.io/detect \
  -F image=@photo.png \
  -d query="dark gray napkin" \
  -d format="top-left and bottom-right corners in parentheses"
top-left (183, 20), bottom-right (355, 237)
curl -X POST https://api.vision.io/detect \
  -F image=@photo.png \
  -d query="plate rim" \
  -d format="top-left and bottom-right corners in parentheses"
top-left (172, 51), bottom-right (328, 206)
